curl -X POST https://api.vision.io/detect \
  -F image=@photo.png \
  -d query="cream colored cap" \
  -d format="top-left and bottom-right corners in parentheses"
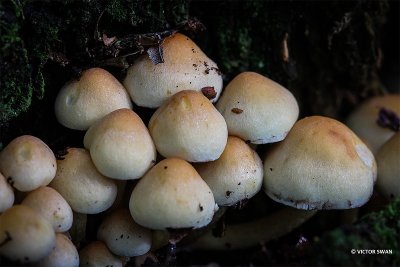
top-left (21, 186), bottom-right (73, 232)
top-left (263, 116), bottom-right (376, 210)
top-left (123, 33), bottom-right (223, 108)
top-left (79, 241), bottom-right (122, 267)
top-left (216, 72), bottom-right (299, 144)
top-left (0, 135), bottom-right (57, 192)
top-left (149, 90), bottom-right (228, 162)
top-left (50, 148), bottom-right (117, 214)
top-left (129, 158), bottom-right (217, 230)
top-left (0, 205), bottom-right (56, 263)
top-left (346, 94), bottom-right (400, 154)
top-left (376, 132), bottom-right (400, 200)
top-left (55, 68), bottom-right (132, 130)
top-left (33, 233), bottom-right (79, 267)
top-left (0, 172), bottom-right (14, 212)
top-left (196, 136), bottom-right (263, 206)
top-left (84, 108), bottom-right (156, 180)
top-left (97, 208), bottom-right (152, 257)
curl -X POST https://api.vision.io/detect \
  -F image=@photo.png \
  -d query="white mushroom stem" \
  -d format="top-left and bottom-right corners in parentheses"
top-left (188, 208), bottom-right (317, 250)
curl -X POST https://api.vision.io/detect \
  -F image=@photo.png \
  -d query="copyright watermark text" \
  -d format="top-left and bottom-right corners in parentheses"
top-left (350, 249), bottom-right (393, 255)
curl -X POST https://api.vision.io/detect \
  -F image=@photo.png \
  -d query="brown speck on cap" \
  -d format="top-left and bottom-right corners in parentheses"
top-left (231, 108), bottom-right (243, 114)
top-left (201, 87), bottom-right (217, 100)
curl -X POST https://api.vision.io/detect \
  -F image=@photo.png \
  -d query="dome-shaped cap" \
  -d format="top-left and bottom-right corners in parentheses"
top-left (263, 116), bottom-right (376, 210)
top-left (55, 68), bottom-right (132, 130)
top-left (123, 33), bottom-right (223, 108)
top-left (129, 158), bottom-right (217, 230)
top-left (216, 72), bottom-right (299, 144)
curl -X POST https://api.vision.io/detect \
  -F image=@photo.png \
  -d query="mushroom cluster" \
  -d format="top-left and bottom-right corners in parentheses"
top-left (0, 31), bottom-right (397, 265)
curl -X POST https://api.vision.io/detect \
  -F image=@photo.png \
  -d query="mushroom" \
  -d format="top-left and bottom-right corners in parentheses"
top-left (263, 116), bottom-right (376, 210)
top-left (123, 33), bottom-right (223, 108)
top-left (149, 90), bottom-right (228, 162)
top-left (129, 158), bottom-right (217, 230)
top-left (49, 148), bottom-right (117, 214)
top-left (376, 132), bottom-right (400, 200)
top-left (33, 233), bottom-right (79, 267)
top-left (21, 186), bottom-right (73, 232)
top-left (0, 172), bottom-right (14, 213)
top-left (346, 94), bottom-right (400, 154)
top-left (0, 205), bottom-right (55, 263)
top-left (216, 72), bottom-right (299, 144)
top-left (97, 208), bottom-right (152, 257)
top-left (0, 135), bottom-right (57, 192)
top-left (195, 136), bottom-right (263, 206)
top-left (84, 108), bottom-right (156, 180)
top-left (79, 241), bottom-right (122, 267)
top-left (55, 67), bottom-right (132, 130)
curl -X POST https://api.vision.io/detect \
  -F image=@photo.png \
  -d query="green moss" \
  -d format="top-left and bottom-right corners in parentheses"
top-left (314, 199), bottom-right (400, 266)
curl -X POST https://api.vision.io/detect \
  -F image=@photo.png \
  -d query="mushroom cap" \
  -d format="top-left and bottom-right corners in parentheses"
top-left (195, 136), bottom-right (263, 206)
top-left (0, 172), bottom-right (14, 212)
top-left (263, 116), bottom-right (376, 210)
top-left (55, 68), bottom-right (132, 130)
top-left (97, 208), bottom-right (152, 257)
top-left (149, 90), bottom-right (228, 162)
top-left (129, 158), bottom-right (217, 230)
top-left (84, 108), bottom-right (156, 180)
top-left (79, 241), bottom-right (122, 267)
top-left (33, 233), bottom-right (79, 267)
top-left (376, 132), bottom-right (400, 200)
top-left (0, 205), bottom-right (56, 263)
top-left (346, 94), bottom-right (400, 154)
top-left (21, 186), bottom-right (73, 232)
top-left (50, 148), bottom-right (117, 214)
top-left (123, 33), bottom-right (223, 108)
top-left (216, 72), bottom-right (299, 144)
top-left (0, 135), bottom-right (57, 192)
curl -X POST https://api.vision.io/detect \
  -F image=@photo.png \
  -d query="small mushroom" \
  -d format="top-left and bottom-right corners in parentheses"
top-left (195, 136), bottom-right (263, 206)
top-left (123, 33), bottom-right (223, 108)
top-left (376, 132), bottom-right (400, 200)
top-left (263, 116), bottom-right (376, 210)
top-left (149, 90), bottom-right (228, 162)
top-left (55, 68), bottom-right (132, 130)
top-left (0, 205), bottom-right (55, 263)
top-left (21, 186), bottom-right (73, 232)
top-left (32, 233), bottom-right (79, 267)
top-left (0, 172), bottom-right (14, 213)
top-left (129, 158), bottom-right (217, 230)
top-left (50, 148), bottom-right (117, 214)
top-left (216, 72), bottom-right (299, 144)
top-left (79, 241), bottom-right (122, 267)
top-left (0, 135), bottom-right (57, 192)
top-left (84, 108), bottom-right (156, 180)
top-left (97, 208), bottom-right (152, 257)
top-left (346, 94), bottom-right (400, 154)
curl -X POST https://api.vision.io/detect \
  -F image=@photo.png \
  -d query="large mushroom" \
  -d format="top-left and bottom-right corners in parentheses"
top-left (0, 135), bottom-right (57, 192)
top-left (149, 90), bottom-right (228, 162)
top-left (84, 108), bottom-right (156, 180)
top-left (55, 68), bottom-right (132, 130)
top-left (129, 158), bottom-right (217, 230)
top-left (216, 72), bottom-right (299, 144)
top-left (195, 136), bottom-right (263, 206)
top-left (346, 94), bottom-right (400, 154)
top-left (123, 33), bottom-right (223, 108)
top-left (263, 116), bottom-right (376, 210)
top-left (50, 148), bottom-right (117, 214)
top-left (79, 241), bottom-right (122, 267)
